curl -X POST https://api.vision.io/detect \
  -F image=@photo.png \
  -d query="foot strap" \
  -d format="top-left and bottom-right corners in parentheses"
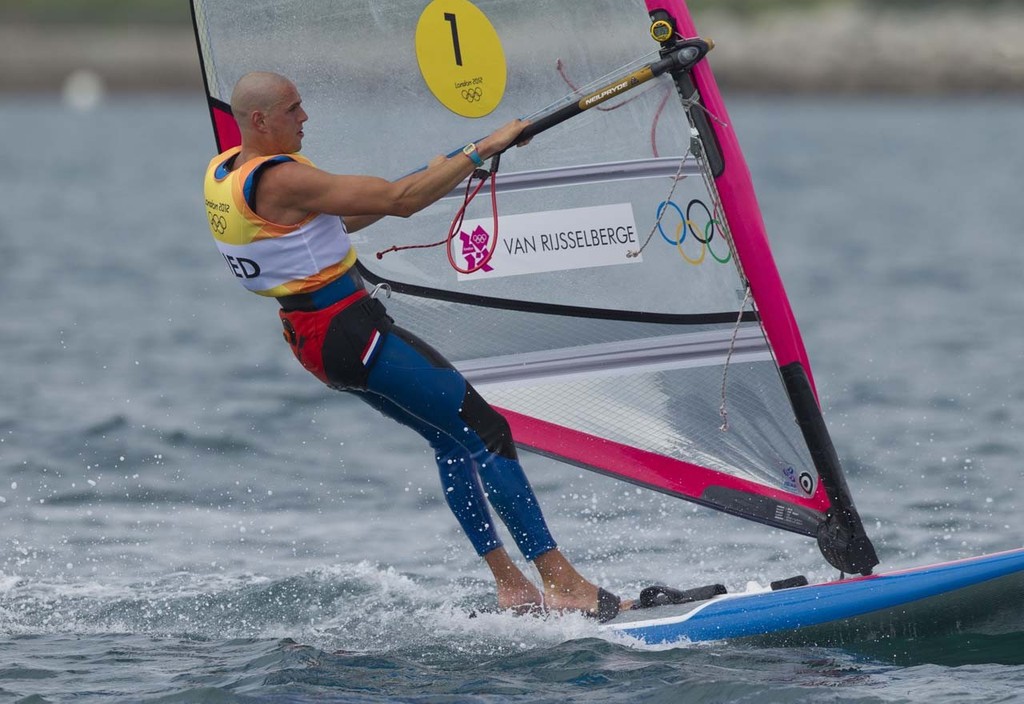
top-left (596, 587), bottom-right (621, 623)
top-left (635, 583), bottom-right (727, 610)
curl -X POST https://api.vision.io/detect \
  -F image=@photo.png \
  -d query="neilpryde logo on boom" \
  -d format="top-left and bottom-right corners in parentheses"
top-left (454, 203), bottom-right (642, 280)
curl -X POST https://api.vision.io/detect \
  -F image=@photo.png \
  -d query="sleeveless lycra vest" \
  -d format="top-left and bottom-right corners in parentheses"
top-left (203, 147), bottom-right (357, 297)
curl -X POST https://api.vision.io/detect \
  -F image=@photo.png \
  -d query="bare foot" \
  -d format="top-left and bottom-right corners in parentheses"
top-left (484, 547), bottom-right (544, 613)
top-left (534, 549), bottom-right (634, 617)
top-left (497, 582), bottom-right (544, 614)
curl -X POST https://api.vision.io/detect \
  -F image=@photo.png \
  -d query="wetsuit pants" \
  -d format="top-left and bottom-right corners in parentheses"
top-left (279, 287), bottom-right (557, 561)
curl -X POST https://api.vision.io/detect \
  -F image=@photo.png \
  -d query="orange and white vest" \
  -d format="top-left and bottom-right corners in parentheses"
top-left (203, 147), bottom-right (357, 297)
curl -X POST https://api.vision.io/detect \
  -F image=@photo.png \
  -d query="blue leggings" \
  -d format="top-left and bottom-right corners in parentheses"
top-left (350, 326), bottom-right (557, 561)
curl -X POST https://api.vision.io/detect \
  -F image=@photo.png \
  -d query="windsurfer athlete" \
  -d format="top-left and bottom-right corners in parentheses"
top-left (202, 71), bottom-right (628, 620)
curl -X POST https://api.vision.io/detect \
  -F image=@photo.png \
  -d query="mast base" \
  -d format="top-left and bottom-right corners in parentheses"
top-left (817, 511), bottom-right (880, 576)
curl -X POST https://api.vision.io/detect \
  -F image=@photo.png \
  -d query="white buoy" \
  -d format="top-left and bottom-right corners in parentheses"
top-left (62, 69), bottom-right (106, 112)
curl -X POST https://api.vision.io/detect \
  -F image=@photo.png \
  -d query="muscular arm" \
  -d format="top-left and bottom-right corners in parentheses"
top-left (257, 120), bottom-right (527, 229)
top-left (341, 214), bottom-right (386, 233)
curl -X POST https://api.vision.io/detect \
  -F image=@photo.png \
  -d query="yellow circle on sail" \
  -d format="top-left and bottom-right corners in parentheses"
top-left (415, 0), bottom-right (506, 118)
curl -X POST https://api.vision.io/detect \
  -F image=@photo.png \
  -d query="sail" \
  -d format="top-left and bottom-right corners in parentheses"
top-left (191, 0), bottom-right (878, 575)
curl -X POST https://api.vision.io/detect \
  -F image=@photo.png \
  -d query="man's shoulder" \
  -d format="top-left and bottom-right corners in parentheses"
top-left (288, 151), bottom-right (315, 168)
top-left (251, 155), bottom-right (325, 197)
top-left (257, 154), bottom-right (316, 180)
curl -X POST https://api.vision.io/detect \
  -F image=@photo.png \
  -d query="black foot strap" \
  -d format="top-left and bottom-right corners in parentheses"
top-left (635, 583), bottom-right (727, 610)
top-left (596, 587), bottom-right (621, 623)
top-left (770, 575), bottom-right (808, 591)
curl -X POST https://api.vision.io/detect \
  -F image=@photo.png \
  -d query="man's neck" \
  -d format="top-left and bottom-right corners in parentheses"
top-left (234, 136), bottom-right (278, 170)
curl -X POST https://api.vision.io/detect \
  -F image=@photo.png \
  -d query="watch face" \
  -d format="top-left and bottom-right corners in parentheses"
top-left (463, 143), bottom-right (482, 163)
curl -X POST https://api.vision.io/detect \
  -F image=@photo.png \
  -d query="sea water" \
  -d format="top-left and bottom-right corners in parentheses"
top-left (0, 93), bottom-right (1022, 702)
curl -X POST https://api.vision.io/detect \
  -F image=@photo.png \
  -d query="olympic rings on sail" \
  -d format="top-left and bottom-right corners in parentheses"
top-left (655, 198), bottom-right (732, 265)
top-left (461, 87), bottom-right (483, 102)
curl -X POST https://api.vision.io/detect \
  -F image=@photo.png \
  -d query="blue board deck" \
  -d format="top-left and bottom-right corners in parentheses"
top-left (604, 548), bottom-right (1024, 646)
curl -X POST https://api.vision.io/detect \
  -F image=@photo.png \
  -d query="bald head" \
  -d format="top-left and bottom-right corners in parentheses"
top-left (231, 71), bottom-right (295, 127)
top-left (230, 72), bottom-right (307, 154)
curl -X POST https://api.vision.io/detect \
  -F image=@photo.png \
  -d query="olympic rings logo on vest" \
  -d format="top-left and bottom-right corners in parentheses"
top-left (655, 198), bottom-right (732, 265)
top-left (209, 213), bottom-right (228, 236)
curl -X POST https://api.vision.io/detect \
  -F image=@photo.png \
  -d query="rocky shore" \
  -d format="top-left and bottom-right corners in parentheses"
top-left (3, 6), bottom-right (1023, 95)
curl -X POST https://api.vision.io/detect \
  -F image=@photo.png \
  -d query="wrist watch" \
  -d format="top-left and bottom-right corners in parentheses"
top-left (462, 142), bottom-right (484, 167)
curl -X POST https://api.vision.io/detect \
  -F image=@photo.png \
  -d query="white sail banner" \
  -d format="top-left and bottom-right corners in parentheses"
top-left (455, 203), bottom-right (642, 280)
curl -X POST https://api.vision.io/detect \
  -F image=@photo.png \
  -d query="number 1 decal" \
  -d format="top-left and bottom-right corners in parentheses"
top-left (444, 12), bottom-right (463, 66)
top-left (415, 0), bottom-right (507, 118)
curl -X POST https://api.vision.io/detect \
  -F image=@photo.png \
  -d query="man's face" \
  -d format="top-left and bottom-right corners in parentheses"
top-left (262, 82), bottom-right (308, 153)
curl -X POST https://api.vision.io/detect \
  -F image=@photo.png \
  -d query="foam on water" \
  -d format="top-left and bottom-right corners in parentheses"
top-left (1, 559), bottom-right (613, 660)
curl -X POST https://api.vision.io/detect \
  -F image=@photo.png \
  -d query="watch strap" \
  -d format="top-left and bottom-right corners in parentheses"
top-left (462, 142), bottom-right (484, 167)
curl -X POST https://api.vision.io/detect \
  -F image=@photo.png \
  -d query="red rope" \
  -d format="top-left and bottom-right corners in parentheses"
top-left (446, 169), bottom-right (498, 274)
top-left (649, 87), bottom-right (672, 158)
top-left (375, 168), bottom-right (499, 275)
top-left (557, 58), bottom-right (673, 156)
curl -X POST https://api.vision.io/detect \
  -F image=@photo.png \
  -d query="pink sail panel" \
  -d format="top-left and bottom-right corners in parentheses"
top-left (211, 100), bottom-right (241, 152)
top-left (499, 406), bottom-right (831, 515)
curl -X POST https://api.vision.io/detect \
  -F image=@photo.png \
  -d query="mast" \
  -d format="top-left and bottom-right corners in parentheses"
top-left (646, 0), bottom-right (879, 575)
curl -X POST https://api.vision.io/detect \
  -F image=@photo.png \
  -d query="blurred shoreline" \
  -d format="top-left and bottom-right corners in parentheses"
top-left (2, 6), bottom-right (1023, 95)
